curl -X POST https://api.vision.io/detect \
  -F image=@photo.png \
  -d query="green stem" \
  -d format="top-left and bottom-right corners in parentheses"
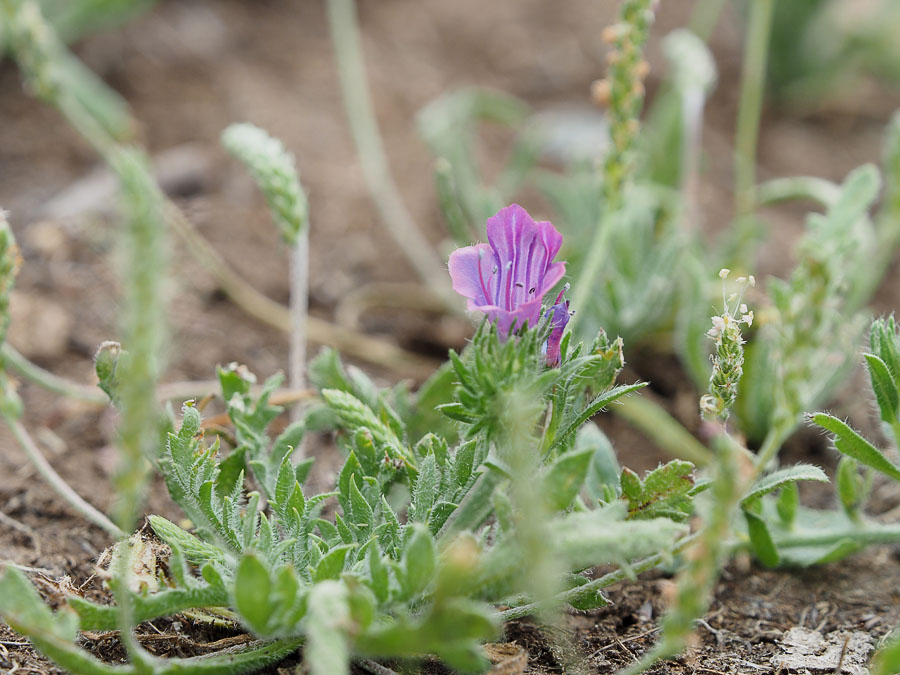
top-left (325, 0), bottom-right (457, 310)
top-left (753, 418), bottom-right (795, 471)
top-left (1, 343), bottom-right (108, 404)
top-left (496, 531), bottom-right (700, 622)
top-left (734, 0), bottom-right (773, 218)
top-left (3, 414), bottom-right (123, 537)
top-left (613, 394), bottom-right (714, 466)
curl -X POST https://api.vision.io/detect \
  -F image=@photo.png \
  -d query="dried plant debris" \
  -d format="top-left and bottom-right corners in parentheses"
top-left (773, 627), bottom-right (874, 674)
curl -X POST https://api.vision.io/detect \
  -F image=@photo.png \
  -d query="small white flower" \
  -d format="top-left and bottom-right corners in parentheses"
top-left (719, 268), bottom-right (730, 279)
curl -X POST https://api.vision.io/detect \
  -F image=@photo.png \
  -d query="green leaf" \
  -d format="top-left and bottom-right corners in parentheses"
top-left (69, 583), bottom-right (230, 632)
top-left (148, 515), bottom-right (225, 563)
top-left (578, 423), bottom-right (620, 503)
top-left (451, 440), bottom-right (477, 491)
top-left (619, 468), bottom-right (643, 501)
top-left (551, 383), bottom-right (648, 450)
top-left (812, 413), bottom-right (900, 482)
top-left (217, 363), bottom-right (253, 402)
top-left (564, 574), bottom-right (610, 611)
top-left (836, 456), bottom-right (864, 516)
top-left (542, 448), bottom-right (593, 511)
top-left (744, 510), bottom-right (779, 567)
top-left (295, 457), bottom-right (314, 485)
top-left (313, 544), bottom-right (354, 583)
top-left (271, 421), bottom-right (305, 470)
top-left (234, 553), bottom-right (272, 634)
top-left (0, 567), bottom-right (78, 642)
top-left (355, 597), bottom-right (495, 670)
top-left (622, 461), bottom-right (695, 522)
top-left (349, 476), bottom-right (374, 533)
top-left (401, 525), bottom-right (437, 599)
top-left (871, 630), bottom-right (900, 675)
top-left (337, 451), bottom-right (363, 515)
top-left (870, 317), bottom-right (900, 385)
top-left (216, 448), bottom-right (247, 498)
top-left (776, 482), bottom-right (799, 528)
top-left (367, 545), bottom-right (390, 604)
top-left (410, 453), bottom-right (439, 523)
top-left (741, 464), bottom-right (829, 506)
top-left (865, 353), bottom-right (900, 423)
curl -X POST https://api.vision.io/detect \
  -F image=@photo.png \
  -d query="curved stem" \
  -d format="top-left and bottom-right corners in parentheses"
top-left (4, 415), bottom-right (124, 538)
top-left (326, 0), bottom-right (458, 311)
top-left (1, 343), bottom-right (107, 405)
top-left (0, 344), bottom-right (316, 407)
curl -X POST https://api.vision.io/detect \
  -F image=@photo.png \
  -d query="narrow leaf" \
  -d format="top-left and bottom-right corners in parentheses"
top-left (744, 510), bottom-right (779, 567)
top-left (865, 353), bottom-right (900, 423)
top-left (813, 413), bottom-right (900, 482)
top-left (741, 464), bottom-right (829, 506)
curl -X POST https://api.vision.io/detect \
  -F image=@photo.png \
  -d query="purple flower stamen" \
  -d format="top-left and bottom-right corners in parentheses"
top-left (448, 204), bottom-right (567, 339)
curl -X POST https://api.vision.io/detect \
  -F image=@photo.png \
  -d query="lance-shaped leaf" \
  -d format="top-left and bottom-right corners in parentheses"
top-left (234, 553), bottom-right (273, 634)
top-left (743, 510), bottom-right (779, 567)
top-left (551, 382), bottom-right (648, 451)
top-left (740, 464), bottom-right (829, 507)
top-left (812, 413), bottom-right (900, 482)
top-left (865, 353), bottom-right (900, 423)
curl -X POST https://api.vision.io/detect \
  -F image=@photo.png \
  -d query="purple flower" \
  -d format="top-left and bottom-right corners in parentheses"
top-left (544, 286), bottom-right (571, 367)
top-left (448, 204), bottom-right (566, 338)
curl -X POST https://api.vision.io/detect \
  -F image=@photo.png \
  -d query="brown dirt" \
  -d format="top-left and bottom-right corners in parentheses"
top-left (2, 0), bottom-right (900, 673)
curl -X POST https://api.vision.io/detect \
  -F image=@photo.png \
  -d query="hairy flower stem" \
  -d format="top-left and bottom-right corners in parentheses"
top-left (4, 416), bottom-right (123, 537)
top-left (732, 0), bottom-right (774, 258)
top-left (572, 0), bottom-right (657, 331)
top-left (326, 0), bottom-right (457, 311)
top-left (618, 432), bottom-right (745, 675)
top-left (503, 387), bottom-right (559, 619)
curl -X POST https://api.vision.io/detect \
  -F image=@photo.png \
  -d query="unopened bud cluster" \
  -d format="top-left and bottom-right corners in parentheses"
top-left (700, 269), bottom-right (754, 422)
